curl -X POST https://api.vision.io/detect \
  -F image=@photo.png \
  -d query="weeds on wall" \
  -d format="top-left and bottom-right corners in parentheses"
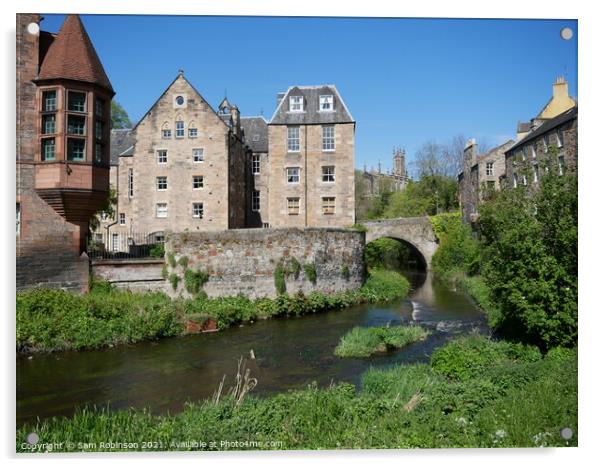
top-left (184, 268), bottom-right (209, 296)
top-left (304, 263), bottom-right (317, 284)
top-left (169, 273), bottom-right (180, 291)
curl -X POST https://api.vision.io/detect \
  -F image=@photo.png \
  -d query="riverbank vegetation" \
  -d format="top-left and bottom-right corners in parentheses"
top-left (16, 270), bottom-right (410, 353)
top-left (17, 335), bottom-right (576, 451)
top-left (334, 325), bottom-right (428, 358)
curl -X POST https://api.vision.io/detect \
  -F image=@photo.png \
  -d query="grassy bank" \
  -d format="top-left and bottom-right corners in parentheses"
top-left (334, 325), bottom-right (428, 358)
top-left (16, 270), bottom-right (410, 353)
top-left (16, 335), bottom-right (577, 451)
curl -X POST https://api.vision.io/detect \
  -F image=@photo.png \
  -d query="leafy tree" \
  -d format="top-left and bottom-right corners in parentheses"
top-left (111, 100), bottom-right (133, 129)
top-left (89, 185), bottom-right (117, 234)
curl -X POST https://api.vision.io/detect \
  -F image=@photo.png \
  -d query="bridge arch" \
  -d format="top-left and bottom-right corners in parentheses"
top-left (363, 217), bottom-right (439, 270)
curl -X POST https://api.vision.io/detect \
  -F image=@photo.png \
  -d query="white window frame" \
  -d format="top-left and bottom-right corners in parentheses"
top-left (522, 174), bottom-right (528, 186)
top-left (111, 233), bottom-right (119, 251)
top-left (533, 164), bottom-right (539, 183)
top-left (287, 197), bottom-right (300, 216)
top-left (322, 125), bottom-right (335, 151)
top-left (322, 166), bottom-right (335, 183)
top-left (193, 148), bottom-right (204, 163)
top-left (558, 155), bottom-right (565, 175)
top-left (286, 167), bottom-right (300, 184)
top-left (188, 128), bottom-right (198, 138)
top-left (287, 126), bottom-right (300, 152)
top-left (157, 149), bottom-right (168, 164)
top-left (193, 175), bottom-right (204, 190)
top-left (543, 135), bottom-right (549, 153)
top-left (322, 197), bottom-right (336, 215)
top-left (485, 162), bottom-right (494, 176)
top-left (156, 203), bottom-right (168, 218)
top-left (162, 129), bottom-right (172, 139)
top-left (319, 95), bottom-right (334, 111)
top-left (119, 213), bottom-right (126, 225)
top-left (175, 121), bottom-right (185, 138)
top-left (289, 95), bottom-right (303, 112)
top-left (531, 144), bottom-right (537, 159)
top-left (252, 154), bottom-right (260, 174)
top-left (252, 190), bottom-right (260, 212)
top-left (192, 202), bottom-right (204, 219)
top-left (156, 176), bottom-right (168, 191)
top-left (556, 129), bottom-right (564, 148)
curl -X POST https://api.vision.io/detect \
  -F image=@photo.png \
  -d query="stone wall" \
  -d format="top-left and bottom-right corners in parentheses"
top-left (91, 259), bottom-right (166, 292)
top-left (164, 228), bottom-right (365, 299)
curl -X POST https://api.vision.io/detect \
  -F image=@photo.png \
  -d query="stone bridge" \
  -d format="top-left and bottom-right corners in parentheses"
top-left (363, 217), bottom-right (439, 270)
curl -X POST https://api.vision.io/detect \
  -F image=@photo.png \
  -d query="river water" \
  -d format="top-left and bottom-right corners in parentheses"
top-left (16, 271), bottom-right (487, 426)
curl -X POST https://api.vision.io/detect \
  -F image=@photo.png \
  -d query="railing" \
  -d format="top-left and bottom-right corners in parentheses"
top-left (87, 231), bottom-right (165, 260)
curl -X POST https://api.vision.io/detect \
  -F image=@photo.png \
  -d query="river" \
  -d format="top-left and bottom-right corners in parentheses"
top-left (16, 271), bottom-right (487, 426)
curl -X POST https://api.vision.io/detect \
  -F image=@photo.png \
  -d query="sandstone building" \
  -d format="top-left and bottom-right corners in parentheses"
top-left (17, 14), bottom-right (113, 291)
top-left (359, 148), bottom-right (409, 198)
top-left (267, 86), bottom-right (356, 228)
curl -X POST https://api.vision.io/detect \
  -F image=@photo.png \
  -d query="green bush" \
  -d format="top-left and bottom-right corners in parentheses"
top-left (360, 269), bottom-right (409, 302)
top-left (273, 263), bottom-right (286, 295)
top-left (149, 243), bottom-right (165, 258)
top-left (184, 268), bottom-right (209, 295)
top-left (431, 212), bottom-right (481, 276)
top-left (335, 325), bottom-right (428, 358)
top-left (167, 253), bottom-right (177, 269)
top-left (177, 256), bottom-right (189, 268)
top-left (303, 263), bottom-right (317, 284)
top-left (169, 273), bottom-right (180, 291)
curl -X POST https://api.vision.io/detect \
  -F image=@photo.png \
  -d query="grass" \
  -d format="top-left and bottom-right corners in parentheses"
top-left (16, 270), bottom-right (410, 353)
top-left (334, 325), bottom-right (428, 358)
top-left (16, 336), bottom-right (577, 451)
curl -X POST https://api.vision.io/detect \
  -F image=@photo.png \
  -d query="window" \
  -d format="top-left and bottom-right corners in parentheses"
top-left (531, 144), bottom-right (537, 159)
top-left (559, 156), bottom-right (565, 175)
top-left (95, 98), bottom-right (104, 118)
top-left (252, 154), bottom-right (260, 174)
top-left (119, 213), bottom-right (126, 225)
top-left (521, 147), bottom-right (527, 161)
top-left (68, 91), bottom-right (86, 112)
top-left (289, 95), bottom-right (303, 112)
top-left (94, 142), bottom-right (103, 164)
top-left (513, 173), bottom-right (518, 188)
top-left (287, 126), bottom-right (300, 152)
top-left (287, 167), bottom-right (300, 183)
top-left (485, 162), bottom-right (494, 176)
top-left (192, 203), bottom-right (204, 219)
top-left (67, 139), bottom-right (85, 161)
top-left (94, 233), bottom-right (103, 243)
top-left (262, 223), bottom-right (270, 228)
top-left (175, 121), bottom-right (184, 138)
top-left (95, 120), bottom-right (104, 140)
top-left (287, 197), bottom-right (300, 215)
top-left (128, 168), bottom-right (134, 198)
top-left (111, 233), bottom-right (119, 252)
top-left (16, 203), bottom-right (20, 235)
top-left (557, 129), bottom-right (564, 148)
top-left (153, 232), bottom-right (165, 243)
top-left (175, 96), bottom-right (185, 106)
top-left (193, 148), bottom-right (204, 163)
top-left (533, 164), bottom-right (539, 183)
top-left (42, 114), bottom-right (55, 134)
top-left (162, 129), bottom-right (171, 139)
top-left (322, 197), bottom-right (335, 215)
top-left (543, 135), bottom-right (549, 153)
top-left (322, 166), bottom-right (335, 182)
top-left (157, 149), bottom-right (168, 164)
top-left (522, 174), bottom-right (528, 186)
top-left (319, 95), bottom-right (334, 111)
top-left (193, 175), bottom-right (204, 189)
top-left (67, 115), bottom-right (86, 135)
top-left (100, 211), bottom-right (109, 221)
top-left (252, 190), bottom-right (260, 211)
top-left (252, 134), bottom-right (260, 142)
top-left (42, 90), bottom-right (56, 111)
top-left (322, 125), bottom-right (335, 151)
top-left (188, 128), bottom-right (197, 138)
top-left (156, 176), bottom-right (167, 191)
top-left (156, 203), bottom-right (168, 218)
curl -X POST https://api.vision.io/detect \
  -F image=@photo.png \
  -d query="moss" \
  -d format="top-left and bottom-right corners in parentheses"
top-left (304, 263), bottom-right (317, 284)
top-left (341, 264), bottom-right (350, 280)
top-left (169, 273), bottom-right (180, 291)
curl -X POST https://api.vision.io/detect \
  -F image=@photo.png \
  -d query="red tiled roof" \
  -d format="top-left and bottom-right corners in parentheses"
top-left (38, 14), bottom-right (113, 92)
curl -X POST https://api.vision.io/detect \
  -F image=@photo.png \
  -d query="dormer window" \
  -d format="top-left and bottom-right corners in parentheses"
top-left (290, 95), bottom-right (303, 112)
top-left (319, 95), bottom-right (334, 111)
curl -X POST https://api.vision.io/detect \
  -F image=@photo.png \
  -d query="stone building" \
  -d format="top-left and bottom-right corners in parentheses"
top-left (108, 72), bottom-right (248, 247)
top-left (360, 147), bottom-right (409, 198)
top-left (267, 85), bottom-right (356, 228)
top-left (502, 78), bottom-right (577, 190)
top-left (458, 139), bottom-right (514, 223)
top-left (240, 116), bottom-right (269, 228)
top-left (16, 14), bottom-right (113, 291)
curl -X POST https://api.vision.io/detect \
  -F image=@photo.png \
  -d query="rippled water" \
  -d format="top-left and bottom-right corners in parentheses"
top-left (16, 271), bottom-right (487, 426)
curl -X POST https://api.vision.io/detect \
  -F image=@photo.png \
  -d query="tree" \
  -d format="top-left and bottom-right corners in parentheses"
top-left (89, 185), bottom-right (117, 234)
top-left (111, 100), bottom-right (133, 129)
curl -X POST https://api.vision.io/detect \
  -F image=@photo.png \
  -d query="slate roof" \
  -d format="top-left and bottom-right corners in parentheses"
top-left (241, 116), bottom-right (268, 153)
top-left (38, 15), bottom-right (113, 92)
top-left (269, 85), bottom-right (354, 125)
top-left (506, 106), bottom-right (577, 153)
top-left (110, 129), bottom-right (134, 165)
top-left (517, 121), bottom-right (531, 133)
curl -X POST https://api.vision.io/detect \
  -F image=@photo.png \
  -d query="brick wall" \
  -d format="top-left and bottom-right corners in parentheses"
top-left (165, 228), bottom-right (365, 299)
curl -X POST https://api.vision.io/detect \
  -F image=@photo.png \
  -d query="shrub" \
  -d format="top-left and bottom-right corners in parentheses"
top-left (149, 243), bottom-right (165, 258)
top-left (360, 269), bottom-right (409, 302)
top-left (177, 256), bottom-right (189, 268)
top-left (289, 257), bottom-right (301, 279)
top-left (304, 263), bottom-right (317, 284)
top-left (430, 212), bottom-right (480, 276)
top-left (169, 273), bottom-right (180, 291)
top-left (184, 269), bottom-right (209, 295)
top-left (273, 263), bottom-right (286, 295)
top-left (167, 253), bottom-right (177, 269)
top-left (334, 325), bottom-right (428, 358)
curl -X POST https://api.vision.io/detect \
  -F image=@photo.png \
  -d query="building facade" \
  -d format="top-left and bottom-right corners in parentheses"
top-left (17, 14), bottom-right (113, 291)
top-left (240, 116), bottom-right (269, 228)
top-left (458, 139), bottom-right (514, 223)
top-left (360, 148), bottom-right (409, 198)
top-left (267, 86), bottom-right (356, 228)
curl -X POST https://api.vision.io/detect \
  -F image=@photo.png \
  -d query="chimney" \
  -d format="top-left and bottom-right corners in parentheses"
top-left (464, 138), bottom-right (478, 168)
top-left (277, 92), bottom-right (285, 107)
top-left (231, 106), bottom-right (240, 136)
top-left (553, 76), bottom-right (569, 99)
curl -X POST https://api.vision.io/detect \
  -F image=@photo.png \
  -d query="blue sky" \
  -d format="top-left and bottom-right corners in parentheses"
top-left (41, 14), bottom-right (577, 175)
